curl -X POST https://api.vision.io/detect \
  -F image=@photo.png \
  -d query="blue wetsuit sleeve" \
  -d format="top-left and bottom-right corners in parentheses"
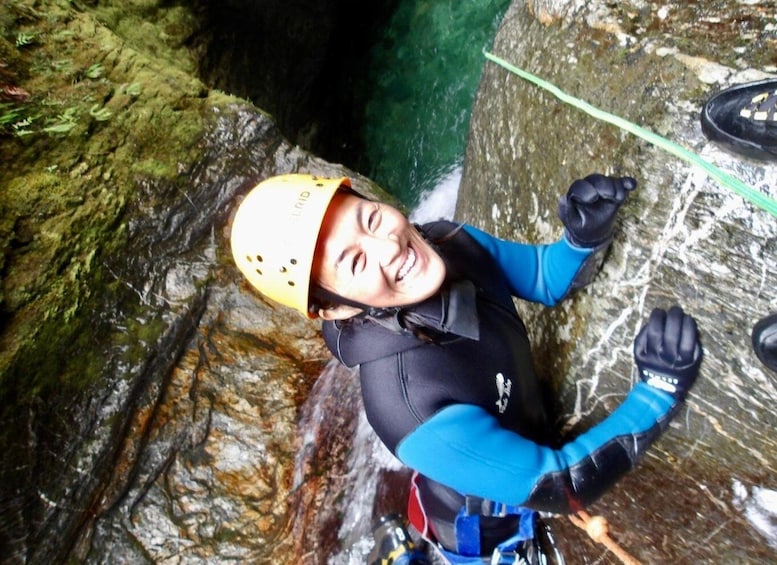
top-left (396, 383), bottom-right (677, 514)
top-left (461, 224), bottom-right (592, 306)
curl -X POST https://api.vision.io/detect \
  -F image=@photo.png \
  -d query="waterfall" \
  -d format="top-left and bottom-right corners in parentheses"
top-left (410, 165), bottom-right (462, 224)
top-left (293, 359), bottom-right (404, 564)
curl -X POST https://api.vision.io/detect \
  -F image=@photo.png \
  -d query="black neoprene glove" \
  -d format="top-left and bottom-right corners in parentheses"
top-left (558, 174), bottom-right (637, 248)
top-left (634, 306), bottom-right (702, 402)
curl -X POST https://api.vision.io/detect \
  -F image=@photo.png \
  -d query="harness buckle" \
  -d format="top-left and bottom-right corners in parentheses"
top-left (490, 548), bottom-right (526, 565)
top-left (489, 501), bottom-right (508, 517)
top-left (465, 496), bottom-right (509, 517)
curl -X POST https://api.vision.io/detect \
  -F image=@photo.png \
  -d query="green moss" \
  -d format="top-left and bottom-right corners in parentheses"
top-left (5, 171), bottom-right (80, 213)
top-left (1, 286), bottom-right (106, 403)
top-left (0, 0), bottom-right (251, 425)
top-left (87, 0), bottom-right (203, 75)
top-left (129, 158), bottom-right (176, 179)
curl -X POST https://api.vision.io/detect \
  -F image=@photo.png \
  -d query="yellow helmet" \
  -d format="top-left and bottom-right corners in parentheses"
top-left (230, 174), bottom-right (349, 318)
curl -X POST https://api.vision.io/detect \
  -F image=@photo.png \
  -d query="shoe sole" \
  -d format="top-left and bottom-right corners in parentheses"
top-left (752, 313), bottom-right (777, 372)
top-left (701, 78), bottom-right (777, 161)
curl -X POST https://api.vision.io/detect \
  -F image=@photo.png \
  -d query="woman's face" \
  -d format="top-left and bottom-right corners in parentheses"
top-left (313, 191), bottom-right (447, 317)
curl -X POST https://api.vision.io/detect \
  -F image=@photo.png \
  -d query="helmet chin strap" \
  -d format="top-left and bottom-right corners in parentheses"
top-left (309, 284), bottom-right (376, 316)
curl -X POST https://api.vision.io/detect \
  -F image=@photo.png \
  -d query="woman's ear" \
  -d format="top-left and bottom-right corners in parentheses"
top-left (318, 304), bottom-right (365, 321)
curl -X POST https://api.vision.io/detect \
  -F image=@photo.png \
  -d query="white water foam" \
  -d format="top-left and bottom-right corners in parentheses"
top-left (733, 479), bottom-right (777, 549)
top-left (409, 165), bottom-right (462, 224)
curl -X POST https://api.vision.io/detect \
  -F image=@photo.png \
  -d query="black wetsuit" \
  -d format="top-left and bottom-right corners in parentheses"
top-left (322, 221), bottom-right (678, 556)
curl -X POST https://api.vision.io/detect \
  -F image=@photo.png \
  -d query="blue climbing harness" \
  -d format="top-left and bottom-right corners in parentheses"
top-left (409, 473), bottom-right (537, 564)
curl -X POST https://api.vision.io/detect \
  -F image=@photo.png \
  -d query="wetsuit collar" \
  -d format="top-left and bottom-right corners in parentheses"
top-left (435, 279), bottom-right (480, 340)
top-left (364, 278), bottom-right (480, 341)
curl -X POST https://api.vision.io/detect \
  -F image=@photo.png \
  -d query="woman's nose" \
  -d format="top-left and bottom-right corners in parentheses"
top-left (364, 232), bottom-right (400, 267)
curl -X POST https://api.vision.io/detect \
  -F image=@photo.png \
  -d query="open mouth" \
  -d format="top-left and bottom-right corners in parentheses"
top-left (397, 247), bottom-right (417, 282)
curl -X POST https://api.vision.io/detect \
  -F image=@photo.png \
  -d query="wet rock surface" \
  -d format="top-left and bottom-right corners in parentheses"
top-left (458, 1), bottom-right (777, 562)
top-left (0, 2), bottom-right (384, 563)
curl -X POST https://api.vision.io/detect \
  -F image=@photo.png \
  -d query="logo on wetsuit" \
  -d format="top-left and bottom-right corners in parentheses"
top-left (495, 372), bottom-right (512, 414)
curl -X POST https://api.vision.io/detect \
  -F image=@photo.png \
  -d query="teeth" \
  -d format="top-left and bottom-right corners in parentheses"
top-left (397, 248), bottom-right (417, 281)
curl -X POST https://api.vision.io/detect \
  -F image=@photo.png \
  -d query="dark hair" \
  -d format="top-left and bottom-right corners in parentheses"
top-left (308, 284), bottom-right (371, 316)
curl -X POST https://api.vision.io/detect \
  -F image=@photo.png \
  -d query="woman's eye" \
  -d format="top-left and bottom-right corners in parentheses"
top-left (352, 253), bottom-right (363, 274)
top-left (368, 207), bottom-right (380, 232)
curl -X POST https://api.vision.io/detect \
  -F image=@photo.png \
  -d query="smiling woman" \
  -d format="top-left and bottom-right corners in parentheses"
top-left (230, 172), bottom-right (703, 564)
top-left (312, 190), bottom-right (447, 319)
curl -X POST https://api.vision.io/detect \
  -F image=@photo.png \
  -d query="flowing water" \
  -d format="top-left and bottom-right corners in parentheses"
top-left (359, 0), bottom-right (510, 209)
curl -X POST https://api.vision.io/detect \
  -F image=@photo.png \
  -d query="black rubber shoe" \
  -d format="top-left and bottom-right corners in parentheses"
top-left (753, 313), bottom-right (777, 373)
top-left (700, 78), bottom-right (777, 161)
top-left (368, 514), bottom-right (429, 565)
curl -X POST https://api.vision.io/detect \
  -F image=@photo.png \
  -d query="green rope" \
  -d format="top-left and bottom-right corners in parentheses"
top-left (483, 50), bottom-right (777, 218)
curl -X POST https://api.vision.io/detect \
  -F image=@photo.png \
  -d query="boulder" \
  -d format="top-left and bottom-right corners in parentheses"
top-left (0, 2), bottom-right (385, 563)
top-left (457, 1), bottom-right (777, 561)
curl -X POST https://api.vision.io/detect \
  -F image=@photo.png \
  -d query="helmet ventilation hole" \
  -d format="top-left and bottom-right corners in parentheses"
top-left (255, 268), bottom-right (263, 276)
top-left (288, 281), bottom-right (295, 287)
top-left (290, 258), bottom-right (297, 265)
